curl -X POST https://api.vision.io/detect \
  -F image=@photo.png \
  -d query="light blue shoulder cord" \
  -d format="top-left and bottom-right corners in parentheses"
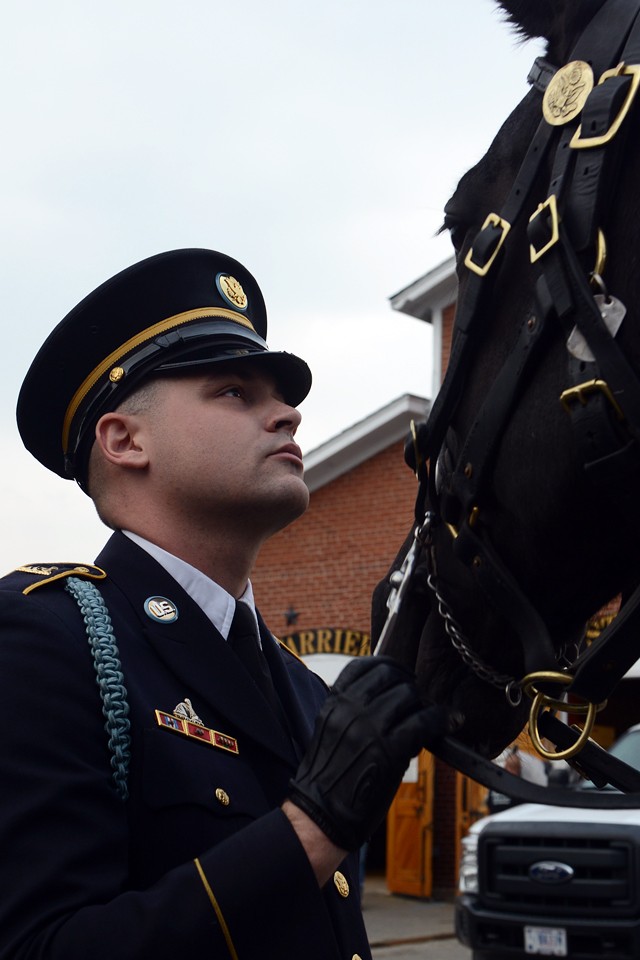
top-left (65, 577), bottom-right (131, 801)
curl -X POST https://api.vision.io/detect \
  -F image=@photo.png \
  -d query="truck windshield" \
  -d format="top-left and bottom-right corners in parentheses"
top-left (606, 727), bottom-right (640, 771)
top-left (579, 726), bottom-right (640, 791)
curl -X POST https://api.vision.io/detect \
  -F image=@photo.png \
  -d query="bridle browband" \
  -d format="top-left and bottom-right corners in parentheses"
top-left (377, 0), bottom-right (640, 805)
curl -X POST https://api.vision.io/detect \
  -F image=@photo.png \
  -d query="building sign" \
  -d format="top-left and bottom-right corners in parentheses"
top-left (280, 628), bottom-right (370, 658)
top-left (280, 628), bottom-right (370, 686)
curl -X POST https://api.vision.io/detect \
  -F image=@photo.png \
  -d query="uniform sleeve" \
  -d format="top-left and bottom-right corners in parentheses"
top-left (0, 593), bottom-right (341, 960)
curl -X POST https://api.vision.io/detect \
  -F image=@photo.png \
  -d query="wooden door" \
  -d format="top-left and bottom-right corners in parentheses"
top-left (386, 750), bottom-right (435, 897)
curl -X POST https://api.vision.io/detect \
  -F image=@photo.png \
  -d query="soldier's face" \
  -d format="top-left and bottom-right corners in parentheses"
top-left (138, 364), bottom-right (310, 537)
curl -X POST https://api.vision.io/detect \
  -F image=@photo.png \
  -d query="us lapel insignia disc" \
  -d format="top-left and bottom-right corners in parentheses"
top-left (144, 596), bottom-right (179, 623)
top-left (155, 710), bottom-right (239, 755)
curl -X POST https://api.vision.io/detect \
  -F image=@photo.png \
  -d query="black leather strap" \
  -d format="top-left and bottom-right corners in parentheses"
top-left (421, 111), bottom-right (556, 476)
top-left (433, 721), bottom-right (640, 808)
top-left (569, 581), bottom-right (640, 702)
top-left (452, 523), bottom-right (558, 678)
top-left (527, 58), bottom-right (556, 93)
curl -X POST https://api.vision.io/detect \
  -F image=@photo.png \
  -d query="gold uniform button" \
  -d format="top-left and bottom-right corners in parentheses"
top-left (215, 787), bottom-right (230, 806)
top-left (353, 955), bottom-right (363, 960)
top-left (333, 871), bottom-right (349, 897)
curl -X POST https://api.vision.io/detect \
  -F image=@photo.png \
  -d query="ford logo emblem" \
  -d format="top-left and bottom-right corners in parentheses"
top-left (529, 860), bottom-right (575, 884)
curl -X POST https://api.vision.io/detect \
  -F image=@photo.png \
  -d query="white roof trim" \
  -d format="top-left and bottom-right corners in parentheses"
top-left (390, 256), bottom-right (457, 322)
top-left (303, 394), bottom-right (430, 493)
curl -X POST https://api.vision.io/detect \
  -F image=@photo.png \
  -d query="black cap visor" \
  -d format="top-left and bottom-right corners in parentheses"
top-left (156, 347), bottom-right (311, 403)
top-left (66, 322), bottom-right (311, 485)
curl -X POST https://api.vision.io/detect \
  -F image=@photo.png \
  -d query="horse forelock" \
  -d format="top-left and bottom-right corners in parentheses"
top-left (497, 0), bottom-right (608, 61)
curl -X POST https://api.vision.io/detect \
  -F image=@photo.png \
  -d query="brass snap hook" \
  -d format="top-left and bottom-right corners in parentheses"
top-left (521, 670), bottom-right (606, 761)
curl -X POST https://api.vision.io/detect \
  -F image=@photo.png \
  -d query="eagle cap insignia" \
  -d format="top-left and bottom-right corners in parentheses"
top-left (216, 273), bottom-right (248, 311)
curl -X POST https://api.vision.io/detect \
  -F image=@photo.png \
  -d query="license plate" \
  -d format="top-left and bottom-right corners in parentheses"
top-left (524, 925), bottom-right (568, 956)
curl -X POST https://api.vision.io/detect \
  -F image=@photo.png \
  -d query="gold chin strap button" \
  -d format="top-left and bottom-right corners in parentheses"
top-left (215, 787), bottom-right (230, 806)
top-left (333, 871), bottom-right (349, 897)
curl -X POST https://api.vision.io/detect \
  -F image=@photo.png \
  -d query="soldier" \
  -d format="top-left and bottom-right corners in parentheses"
top-left (1, 248), bottom-right (445, 959)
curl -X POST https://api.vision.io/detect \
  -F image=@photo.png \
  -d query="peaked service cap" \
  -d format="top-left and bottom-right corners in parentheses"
top-left (17, 248), bottom-right (312, 487)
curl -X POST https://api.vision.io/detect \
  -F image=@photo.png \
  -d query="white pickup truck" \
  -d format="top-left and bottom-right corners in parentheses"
top-left (455, 725), bottom-right (640, 959)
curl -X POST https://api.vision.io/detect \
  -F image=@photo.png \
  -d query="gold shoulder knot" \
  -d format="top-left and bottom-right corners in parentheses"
top-left (16, 563), bottom-right (107, 595)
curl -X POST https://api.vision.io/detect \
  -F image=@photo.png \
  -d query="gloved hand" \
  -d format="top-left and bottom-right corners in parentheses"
top-left (288, 656), bottom-right (448, 851)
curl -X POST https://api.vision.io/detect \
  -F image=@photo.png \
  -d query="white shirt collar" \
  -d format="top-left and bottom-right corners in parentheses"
top-left (122, 530), bottom-right (258, 641)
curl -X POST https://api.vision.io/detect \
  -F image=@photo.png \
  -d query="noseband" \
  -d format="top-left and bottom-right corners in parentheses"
top-left (378, 0), bottom-right (640, 803)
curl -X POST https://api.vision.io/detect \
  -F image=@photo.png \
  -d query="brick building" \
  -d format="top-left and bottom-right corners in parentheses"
top-left (251, 258), bottom-right (471, 896)
top-left (253, 252), bottom-right (640, 896)
top-left (253, 254), bottom-right (457, 653)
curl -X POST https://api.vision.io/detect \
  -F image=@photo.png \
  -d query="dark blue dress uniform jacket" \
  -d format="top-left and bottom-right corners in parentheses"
top-left (0, 532), bottom-right (371, 960)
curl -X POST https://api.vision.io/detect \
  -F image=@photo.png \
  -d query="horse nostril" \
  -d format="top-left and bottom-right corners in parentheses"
top-left (448, 710), bottom-right (465, 732)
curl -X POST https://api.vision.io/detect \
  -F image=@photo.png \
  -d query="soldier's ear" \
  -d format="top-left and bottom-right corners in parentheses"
top-left (94, 411), bottom-right (150, 471)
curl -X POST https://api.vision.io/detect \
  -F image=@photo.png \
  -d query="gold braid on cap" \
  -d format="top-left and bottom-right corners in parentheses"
top-left (62, 307), bottom-right (255, 455)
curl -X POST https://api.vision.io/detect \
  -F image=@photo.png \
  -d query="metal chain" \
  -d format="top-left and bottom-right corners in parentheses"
top-left (376, 509), bottom-right (522, 706)
top-left (425, 570), bottom-right (522, 707)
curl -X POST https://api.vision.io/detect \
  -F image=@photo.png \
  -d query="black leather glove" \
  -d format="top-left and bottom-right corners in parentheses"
top-left (288, 656), bottom-right (447, 851)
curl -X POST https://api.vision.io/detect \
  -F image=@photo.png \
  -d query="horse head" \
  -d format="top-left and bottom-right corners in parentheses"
top-left (375, 0), bottom-right (640, 759)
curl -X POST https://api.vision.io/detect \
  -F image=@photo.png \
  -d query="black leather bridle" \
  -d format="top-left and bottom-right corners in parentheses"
top-left (377, 0), bottom-right (640, 806)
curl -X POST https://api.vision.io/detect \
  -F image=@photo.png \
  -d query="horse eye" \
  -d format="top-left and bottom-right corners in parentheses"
top-left (442, 212), bottom-right (468, 254)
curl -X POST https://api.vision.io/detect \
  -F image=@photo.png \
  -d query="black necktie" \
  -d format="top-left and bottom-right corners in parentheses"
top-left (228, 603), bottom-right (281, 715)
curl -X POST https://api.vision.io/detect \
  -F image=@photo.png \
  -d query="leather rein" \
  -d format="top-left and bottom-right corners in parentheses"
top-left (377, 0), bottom-right (640, 806)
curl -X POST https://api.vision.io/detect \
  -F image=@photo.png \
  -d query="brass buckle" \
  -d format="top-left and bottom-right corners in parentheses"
top-left (464, 213), bottom-right (511, 277)
top-left (522, 670), bottom-right (607, 761)
top-left (444, 505), bottom-right (479, 541)
top-left (560, 378), bottom-right (625, 421)
top-left (570, 62), bottom-right (640, 149)
top-left (529, 195), bottom-right (560, 263)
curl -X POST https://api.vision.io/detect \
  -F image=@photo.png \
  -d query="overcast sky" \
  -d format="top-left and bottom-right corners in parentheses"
top-left (0, 0), bottom-right (542, 571)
